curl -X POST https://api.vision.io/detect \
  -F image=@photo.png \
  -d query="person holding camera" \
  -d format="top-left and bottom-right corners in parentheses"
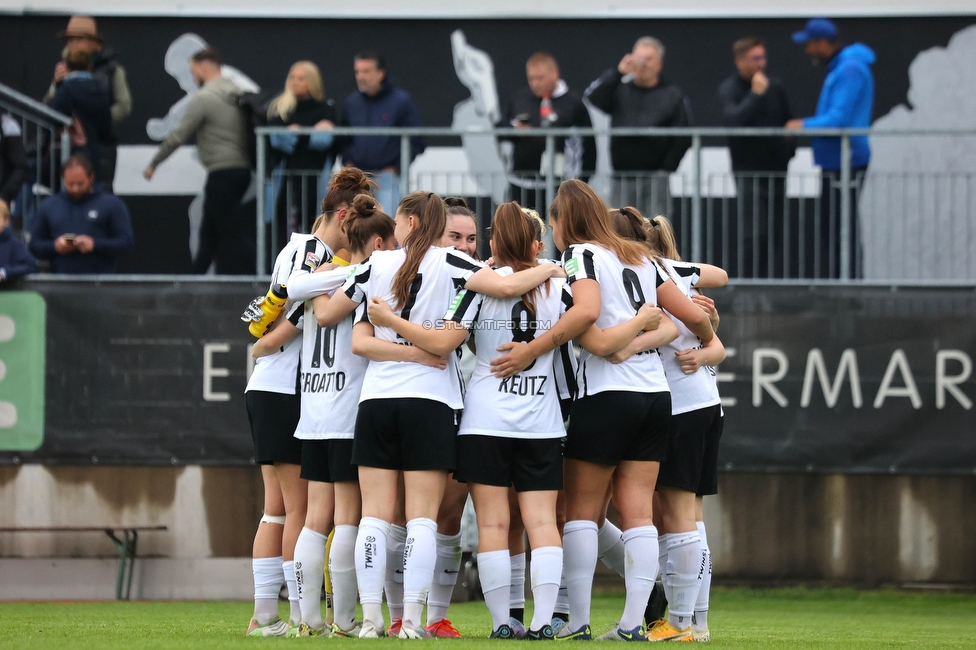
top-left (29, 155), bottom-right (134, 274)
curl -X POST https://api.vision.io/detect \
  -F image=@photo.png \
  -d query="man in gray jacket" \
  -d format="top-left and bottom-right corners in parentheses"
top-left (144, 46), bottom-right (254, 274)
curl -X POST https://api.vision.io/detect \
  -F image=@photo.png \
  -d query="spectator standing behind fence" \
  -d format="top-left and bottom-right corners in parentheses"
top-left (786, 18), bottom-right (875, 279)
top-left (47, 50), bottom-right (112, 187)
top-left (0, 195), bottom-right (36, 285)
top-left (29, 155), bottom-right (133, 274)
top-left (339, 51), bottom-right (425, 213)
top-left (267, 61), bottom-right (337, 252)
top-left (717, 37), bottom-right (795, 278)
top-left (0, 114), bottom-right (29, 228)
top-left (584, 36), bottom-right (692, 220)
top-left (144, 47), bottom-right (255, 275)
top-left (497, 52), bottom-right (596, 210)
top-left (44, 16), bottom-right (132, 193)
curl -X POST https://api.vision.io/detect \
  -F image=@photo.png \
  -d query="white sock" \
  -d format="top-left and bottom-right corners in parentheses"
top-left (252, 556), bottom-right (284, 624)
top-left (619, 526), bottom-right (658, 631)
top-left (385, 524), bottom-right (406, 622)
top-left (597, 520), bottom-right (626, 578)
top-left (357, 517), bottom-right (391, 630)
top-left (528, 546), bottom-right (562, 632)
top-left (427, 531), bottom-right (462, 626)
top-left (666, 531), bottom-right (702, 630)
top-left (694, 521), bottom-right (710, 629)
top-left (293, 528), bottom-right (327, 630)
top-left (562, 520), bottom-right (598, 630)
top-left (509, 552), bottom-right (526, 615)
top-left (282, 560), bottom-right (301, 624)
top-left (477, 549), bottom-right (512, 631)
top-left (402, 517), bottom-right (438, 630)
top-left (554, 567), bottom-right (569, 617)
top-left (331, 525), bottom-right (359, 632)
top-left (659, 533), bottom-right (673, 604)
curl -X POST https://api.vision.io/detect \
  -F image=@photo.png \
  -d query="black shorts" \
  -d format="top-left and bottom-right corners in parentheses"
top-left (565, 391), bottom-right (671, 466)
top-left (352, 398), bottom-right (459, 471)
top-left (246, 390), bottom-right (302, 465)
top-left (454, 435), bottom-right (563, 492)
top-left (301, 439), bottom-right (357, 483)
top-left (657, 404), bottom-right (723, 494)
top-left (697, 409), bottom-right (724, 497)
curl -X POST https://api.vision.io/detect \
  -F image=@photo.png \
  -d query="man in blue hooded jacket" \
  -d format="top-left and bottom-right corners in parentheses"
top-left (339, 51), bottom-right (425, 213)
top-left (787, 18), bottom-right (875, 278)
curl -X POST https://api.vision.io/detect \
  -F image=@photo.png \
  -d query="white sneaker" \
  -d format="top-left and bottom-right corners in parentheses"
top-left (359, 622), bottom-right (386, 639)
top-left (693, 625), bottom-right (710, 642)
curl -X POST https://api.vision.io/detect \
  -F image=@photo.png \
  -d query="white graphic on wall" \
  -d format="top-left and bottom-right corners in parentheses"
top-left (860, 24), bottom-right (976, 280)
top-left (0, 315), bottom-right (16, 429)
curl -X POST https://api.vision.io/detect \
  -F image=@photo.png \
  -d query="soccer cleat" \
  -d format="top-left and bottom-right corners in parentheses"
top-left (246, 617), bottom-right (290, 637)
top-left (359, 622), bottom-right (387, 639)
top-left (331, 622), bottom-right (362, 637)
top-left (490, 624), bottom-right (517, 639)
top-left (387, 617), bottom-right (402, 637)
top-left (399, 625), bottom-right (434, 639)
top-left (526, 625), bottom-right (556, 640)
top-left (426, 618), bottom-right (462, 638)
top-left (595, 624), bottom-right (648, 641)
top-left (509, 617), bottom-right (528, 639)
top-left (294, 622), bottom-right (328, 637)
top-left (550, 618), bottom-right (569, 636)
top-left (555, 624), bottom-right (592, 641)
top-left (692, 626), bottom-right (710, 642)
top-left (645, 621), bottom-right (693, 642)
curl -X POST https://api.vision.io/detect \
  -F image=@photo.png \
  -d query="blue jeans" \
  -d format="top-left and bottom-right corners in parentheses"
top-left (373, 171), bottom-right (403, 215)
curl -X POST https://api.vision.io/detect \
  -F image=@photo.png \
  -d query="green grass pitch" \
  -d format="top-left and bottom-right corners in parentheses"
top-left (1, 588), bottom-right (975, 649)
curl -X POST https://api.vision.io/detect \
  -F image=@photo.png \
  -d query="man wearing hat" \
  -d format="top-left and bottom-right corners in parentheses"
top-left (44, 16), bottom-right (132, 193)
top-left (786, 18), bottom-right (875, 278)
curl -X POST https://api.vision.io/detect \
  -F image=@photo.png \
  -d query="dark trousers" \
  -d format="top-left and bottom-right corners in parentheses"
top-left (195, 167), bottom-right (255, 275)
top-left (819, 168), bottom-right (866, 279)
top-left (100, 143), bottom-right (117, 194)
top-left (730, 175), bottom-right (786, 278)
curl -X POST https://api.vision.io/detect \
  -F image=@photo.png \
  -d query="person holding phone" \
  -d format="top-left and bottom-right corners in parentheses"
top-left (29, 154), bottom-right (134, 274)
top-left (497, 52), bottom-right (595, 210)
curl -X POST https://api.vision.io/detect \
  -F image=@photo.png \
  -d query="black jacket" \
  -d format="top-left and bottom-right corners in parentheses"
top-left (498, 82), bottom-right (596, 178)
top-left (717, 73), bottom-right (795, 172)
top-left (0, 115), bottom-right (28, 204)
top-left (268, 96), bottom-right (338, 171)
top-left (48, 72), bottom-right (112, 178)
top-left (584, 69), bottom-right (691, 172)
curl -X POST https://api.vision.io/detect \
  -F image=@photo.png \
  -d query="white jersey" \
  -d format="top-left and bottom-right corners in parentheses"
top-left (295, 265), bottom-right (366, 440)
top-left (286, 235), bottom-right (336, 302)
top-left (448, 268), bottom-right (576, 439)
top-left (660, 260), bottom-right (722, 415)
top-left (342, 246), bottom-right (486, 409)
top-left (563, 243), bottom-right (671, 397)
top-left (245, 233), bottom-right (319, 395)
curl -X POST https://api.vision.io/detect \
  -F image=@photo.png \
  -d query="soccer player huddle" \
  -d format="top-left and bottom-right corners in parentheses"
top-left (241, 167), bottom-right (727, 642)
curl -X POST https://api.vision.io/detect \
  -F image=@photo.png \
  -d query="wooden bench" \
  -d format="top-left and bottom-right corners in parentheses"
top-left (0, 526), bottom-right (168, 600)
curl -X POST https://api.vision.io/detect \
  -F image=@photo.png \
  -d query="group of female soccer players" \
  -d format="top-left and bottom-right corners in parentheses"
top-left (242, 167), bottom-right (727, 642)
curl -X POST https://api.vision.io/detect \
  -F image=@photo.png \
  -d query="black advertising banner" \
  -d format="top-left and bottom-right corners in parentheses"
top-left (0, 280), bottom-right (974, 474)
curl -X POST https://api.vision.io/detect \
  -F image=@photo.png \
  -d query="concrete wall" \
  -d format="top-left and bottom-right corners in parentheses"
top-left (0, 466), bottom-right (973, 599)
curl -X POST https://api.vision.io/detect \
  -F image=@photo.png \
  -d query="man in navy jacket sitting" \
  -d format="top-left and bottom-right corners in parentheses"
top-left (29, 155), bottom-right (134, 273)
top-left (339, 51), bottom-right (425, 213)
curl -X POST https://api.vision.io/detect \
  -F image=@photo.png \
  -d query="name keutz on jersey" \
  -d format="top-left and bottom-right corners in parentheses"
top-left (447, 266), bottom-right (577, 440)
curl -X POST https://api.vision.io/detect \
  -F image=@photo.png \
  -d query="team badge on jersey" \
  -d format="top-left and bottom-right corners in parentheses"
top-left (564, 258), bottom-right (580, 277)
top-left (304, 251), bottom-right (321, 272)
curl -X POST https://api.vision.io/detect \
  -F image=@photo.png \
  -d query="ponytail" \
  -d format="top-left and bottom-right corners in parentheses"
top-left (491, 201), bottom-right (548, 315)
top-left (646, 214), bottom-right (680, 261)
top-left (391, 191), bottom-right (447, 309)
top-left (343, 194), bottom-right (394, 255)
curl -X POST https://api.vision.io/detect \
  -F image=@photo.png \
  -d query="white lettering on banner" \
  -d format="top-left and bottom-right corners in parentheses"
top-left (753, 348), bottom-right (789, 407)
top-left (717, 347), bottom-right (736, 408)
top-left (935, 350), bottom-right (973, 410)
top-left (801, 349), bottom-right (863, 408)
top-left (203, 343), bottom-right (231, 402)
top-left (873, 349), bottom-right (923, 409)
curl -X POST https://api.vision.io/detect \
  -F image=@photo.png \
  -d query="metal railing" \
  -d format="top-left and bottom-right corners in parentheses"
top-left (0, 81), bottom-right (71, 230)
top-left (254, 126), bottom-right (976, 282)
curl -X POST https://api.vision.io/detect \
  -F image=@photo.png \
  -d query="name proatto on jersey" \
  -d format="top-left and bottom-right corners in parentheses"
top-left (422, 318), bottom-right (554, 331)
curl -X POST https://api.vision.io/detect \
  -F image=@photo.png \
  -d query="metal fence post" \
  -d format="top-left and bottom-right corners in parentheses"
top-left (256, 130), bottom-right (267, 275)
top-left (544, 133), bottom-right (557, 257)
top-left (691, 134), bottom-right (703, 262)
top-left (59, 129), bottom-right (70, 165)
top-left (400, 135), bottom-right (411, 200)
top-left (839, 132), bottom-right (852, 280)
